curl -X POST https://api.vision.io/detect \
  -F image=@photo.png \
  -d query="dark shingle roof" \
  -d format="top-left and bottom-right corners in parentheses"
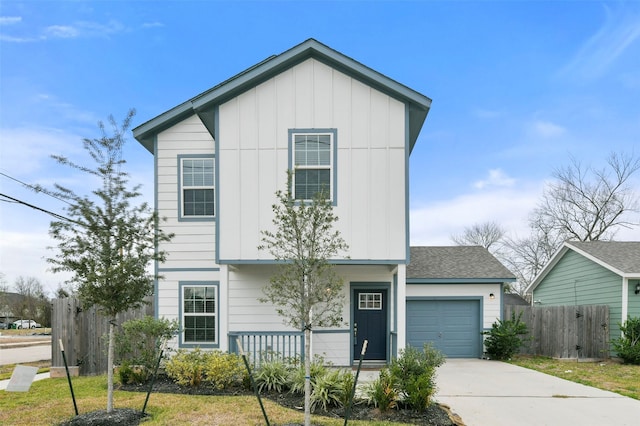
top-left (407, 246), bottom-right (515, 280)
top-left (566, 241), bottom-right (640, 274)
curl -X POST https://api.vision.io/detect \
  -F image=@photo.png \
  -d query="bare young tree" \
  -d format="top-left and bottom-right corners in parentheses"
top-left (451, 221), bottom-right (505, 252)
top-left (259, 173), bottom-right (348, 426)
top-left (533, 152), bottom-right (640, 242)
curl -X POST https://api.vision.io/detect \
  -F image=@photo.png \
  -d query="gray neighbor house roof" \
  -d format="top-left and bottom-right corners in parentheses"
top-left (567, 241), bottom-right (640, 275)
top-left (527, 241), bottom-right (640, 293)
top-left (407, 246), bottom-right (516, 282)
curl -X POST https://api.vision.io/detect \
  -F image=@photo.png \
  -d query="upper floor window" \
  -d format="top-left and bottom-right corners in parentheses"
top-left (180, 157), bottom-right (215, 218)
top-left (290, 129), bottom-right (336, 202)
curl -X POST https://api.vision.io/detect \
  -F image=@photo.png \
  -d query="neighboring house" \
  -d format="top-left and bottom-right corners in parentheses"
top-left (406, 246), bottom-right (516, 358)
top-left (133, 39), bottom-right (511, 364)
top-left (526, 241), bottom-right (640, 351)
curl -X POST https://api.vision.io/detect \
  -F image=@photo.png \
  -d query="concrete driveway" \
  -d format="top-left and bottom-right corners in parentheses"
top-left (435, 359), bottom-right (640, 426)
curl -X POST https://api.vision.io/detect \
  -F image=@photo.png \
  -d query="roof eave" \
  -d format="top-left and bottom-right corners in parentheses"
top-left (132, 38), bottom-right (431, 153)
top-left (132, 101), bottom-right (194, 153)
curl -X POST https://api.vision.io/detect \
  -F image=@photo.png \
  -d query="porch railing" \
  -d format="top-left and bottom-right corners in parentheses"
top-left (229, 331), bottom-right (304, 368)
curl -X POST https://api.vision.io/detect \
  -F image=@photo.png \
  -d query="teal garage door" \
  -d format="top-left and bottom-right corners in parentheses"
top-left (406, 299), bottom-right (481, 358)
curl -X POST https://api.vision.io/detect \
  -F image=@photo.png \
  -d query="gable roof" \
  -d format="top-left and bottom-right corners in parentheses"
top-left (527, 241), bottom-right (640, 293)
top-left (133, 38), bottom-right (432, 153)
top-left (407, 246), bottom-right (516, 282)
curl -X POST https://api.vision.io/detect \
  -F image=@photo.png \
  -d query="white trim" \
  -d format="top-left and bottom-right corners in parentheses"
top-left (396, 264), bottom-right (406, 353)
top-left (622, 277), bottom-right (629, 322)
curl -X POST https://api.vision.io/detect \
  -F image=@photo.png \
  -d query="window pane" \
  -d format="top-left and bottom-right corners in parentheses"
top-left (184, 189), bottom-right (215, 216)
top-left (294, 169), bottom-right (330, 200)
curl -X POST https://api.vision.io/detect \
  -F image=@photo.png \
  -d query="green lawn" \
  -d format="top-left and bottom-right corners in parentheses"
top-left (509, 355), bottom-right (640, 400)
top-left (0, 375), bottom-right (409, 426)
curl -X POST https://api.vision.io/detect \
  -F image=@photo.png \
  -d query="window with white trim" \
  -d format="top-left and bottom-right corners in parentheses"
top-left (359, 292), bottom-right (383, 310)
top-left (181, 157), bottom-right (215, 217)
top-left (291, 131), bottom-right (334, 201)
top-left (182, 284), bottom-right (217, 344)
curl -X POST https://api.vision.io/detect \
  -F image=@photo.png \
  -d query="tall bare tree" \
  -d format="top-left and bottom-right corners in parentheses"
top-left (12, 276), bottom-right (49, 325)
top-left (46, 110), bottom-right (172, 412)
top-left (533, 152), bottom-right (640, 242)
top-left (504, 152), bottom-right (640, 295)
top-left (259, 173), bottom-right (348, 426)
top-left (501, 219), bottom-right (564, 295)
top-left (451, 221), bottom-right (505, 251)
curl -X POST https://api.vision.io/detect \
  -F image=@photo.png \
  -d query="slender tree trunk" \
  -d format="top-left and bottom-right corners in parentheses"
top-left (304, 328), bottom-right (311, 426)
top-left (107, 319), bottom-right (115, 412)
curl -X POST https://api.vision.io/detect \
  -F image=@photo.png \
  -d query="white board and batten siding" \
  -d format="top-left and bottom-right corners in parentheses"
top-left (217, 58), bottom-right (408, 262)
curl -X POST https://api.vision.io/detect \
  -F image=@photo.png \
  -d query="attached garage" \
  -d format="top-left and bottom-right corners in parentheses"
top-left (406, 299), bottom-right (482, 358)
top-left (406, 246), bottom-right (517, 359)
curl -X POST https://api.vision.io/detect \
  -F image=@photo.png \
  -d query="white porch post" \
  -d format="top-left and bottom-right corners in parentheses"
top-left (621, 277), bottom-right (629, 335)
top-left (396, 263), bottom-right (406, 356)
top-left (219, 264), bottom-right (229, 352)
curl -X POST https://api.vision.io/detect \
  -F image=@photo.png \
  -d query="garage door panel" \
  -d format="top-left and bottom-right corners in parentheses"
top-left (406, 299), bottom-right (481, 358)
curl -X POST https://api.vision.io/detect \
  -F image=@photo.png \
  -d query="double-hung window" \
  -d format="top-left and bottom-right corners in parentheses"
top-left (180, 157), bottom-right (215, 218)
top-left (180, 283), bottom-right (218, 346)
top-left (290, 130), bottom-right (336, 202)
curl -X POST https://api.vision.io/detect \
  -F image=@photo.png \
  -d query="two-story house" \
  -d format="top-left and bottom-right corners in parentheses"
top-left (133, 39), bottom-right (513, 364)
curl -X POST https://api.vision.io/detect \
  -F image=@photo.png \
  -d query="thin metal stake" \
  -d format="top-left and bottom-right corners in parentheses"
top-left (142, 343), bottom-right (164, 415)
top-left (59, 339), bottom-right (79, 416)
top-left (344, 339), bottom-right (368, 426)
top-left (237, 338), bottom-right (270, 426)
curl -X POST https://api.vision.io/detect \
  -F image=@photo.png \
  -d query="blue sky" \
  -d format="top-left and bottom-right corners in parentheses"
top-left (1, 0), bottom-right (639, 295)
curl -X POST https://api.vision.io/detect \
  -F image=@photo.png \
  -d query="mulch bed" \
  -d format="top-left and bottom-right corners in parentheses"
top-left (60, 374), bottom-right (462, 425)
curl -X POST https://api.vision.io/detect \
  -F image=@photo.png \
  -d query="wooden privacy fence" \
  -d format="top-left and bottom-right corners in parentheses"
top-left (51, 297), bottom-right (153, 376)
top-left (505, 304), bottom-right (610, 359)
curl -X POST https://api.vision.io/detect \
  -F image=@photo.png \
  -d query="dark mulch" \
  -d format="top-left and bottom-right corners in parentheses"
top-left (60, 375), bottom-right (461, 425)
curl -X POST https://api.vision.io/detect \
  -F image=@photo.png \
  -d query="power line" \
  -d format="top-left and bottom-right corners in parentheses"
top-left (0, 192), bottom-right (78, 224)
top-left (0, 171), bottom-right (72, 206)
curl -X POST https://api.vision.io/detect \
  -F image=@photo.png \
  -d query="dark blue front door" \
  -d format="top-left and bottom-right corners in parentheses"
top-left (353, 289), bottom-right (387, 361)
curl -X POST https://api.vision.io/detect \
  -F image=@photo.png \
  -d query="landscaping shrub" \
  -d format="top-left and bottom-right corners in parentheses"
top-left (117, 360), bottom-right (149, 385)
top-left (389, 343), bottom-right (445, 411)
top-left (115, 316), bottom-right (179, 384)
top-left (255, 358), bottom-right (291, 393)
top-left (165, 348), bottom-right (208, 387)
top-left (310, 369), bottom-right (353, 411)
top-left (363, 343), bottom-right (444, 412)
top-left (290, 355), bottom-right (328, 395)
top-left (483, 311), bottom-right (528, 360)
top-left (363, 369), bottom-right (399, 411)
top-left (612, 316), bottom-right (640, 365)
top-left (165, 348), bottom-right (248, 389)
top-left (203, 351), bottom-right (247, 390)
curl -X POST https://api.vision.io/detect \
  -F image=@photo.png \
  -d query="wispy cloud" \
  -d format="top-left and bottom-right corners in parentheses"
top-left (142, 22), bottom-right (164, 29)
top-left (0, 16), bottom-right (22, 25)
top-left (45, 25), bottom-right (79, 38)
top-left (529, 119), bottom-right (566, 139)
top-left (473, 169), bottom-right (516, 189)
top-left (1, 18), bottom-right (127, 42)
top-left (44, 20), bottom-right (126, 39)
top-left (559, 4), bottom-right (640, 81)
